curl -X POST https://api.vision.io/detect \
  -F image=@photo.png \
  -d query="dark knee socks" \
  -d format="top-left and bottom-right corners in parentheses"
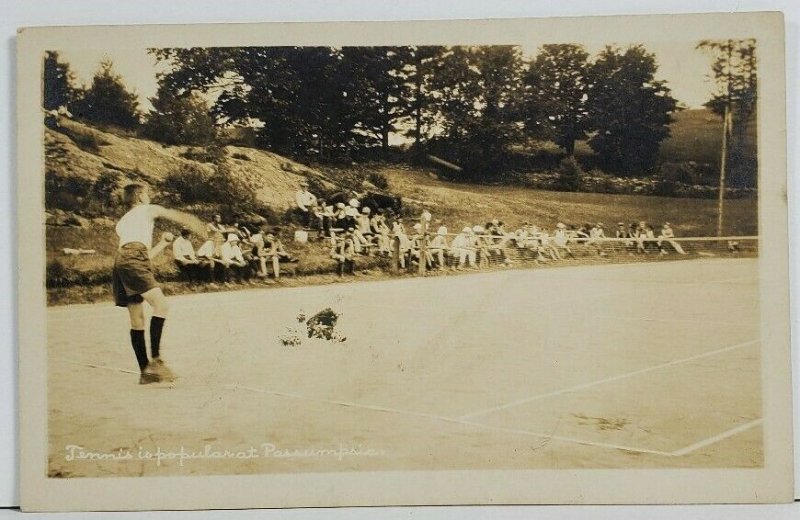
top-left (130, 329), bottom-right (148, 372)
top-left (150, 317), bottom-right (166, 359)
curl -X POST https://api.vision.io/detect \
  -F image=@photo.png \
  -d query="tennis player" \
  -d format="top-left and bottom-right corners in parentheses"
top-left (113, 183), bottom-right (206, 384)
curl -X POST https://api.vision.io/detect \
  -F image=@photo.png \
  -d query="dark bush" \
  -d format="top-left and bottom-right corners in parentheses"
top-left (89, 170), bottom-right (122, 214)
top-left (555, 156), bottom-right (583, 192)
top-left (142, 92), bottom-right (217, 146)
top-left (161, 163), bottom-right (214, 205)
top-left (367, 172), bottom-right (389, 190)
top-left (180, 145), bottom-right (227, 164)
top-left (45, 171), bottom-right (93, 211)
top-left (161, 160), bottom-right (263, 216)
top-left (652, 176), bottom-right (678, 197)
top-left (231, 152), bottom-right (251, 161)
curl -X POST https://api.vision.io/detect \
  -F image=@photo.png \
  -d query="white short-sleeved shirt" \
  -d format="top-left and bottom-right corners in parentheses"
top-left (172, 236), bottom-right (196, 261)
top-left (116, 204), bottom-right (157, 249)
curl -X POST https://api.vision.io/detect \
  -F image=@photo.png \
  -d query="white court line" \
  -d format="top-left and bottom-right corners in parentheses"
top-left (458, 339), bottom-right (759, 421)
top-left (608, 316), bottom-right (753, 327)
top-left (229, 383), bottom-right (672, 456)
top-left (61, 359), bottom-right (139, 375)
top-left (54, 360), bottom-right (750, 458)
top-left (670, 418), bottom-right (764, 457)
top-left (457, 420), bottom-right (673, 456)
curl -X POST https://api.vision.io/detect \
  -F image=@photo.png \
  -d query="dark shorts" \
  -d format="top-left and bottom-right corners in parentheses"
top-left (112, 242), bottom-right (159, 307)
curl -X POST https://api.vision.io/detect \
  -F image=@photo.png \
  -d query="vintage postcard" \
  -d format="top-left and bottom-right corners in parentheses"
top-left (17, 12), bottom-right (792, 511)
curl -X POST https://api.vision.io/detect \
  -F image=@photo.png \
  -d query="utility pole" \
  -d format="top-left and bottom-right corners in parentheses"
top-left (716, 40), bottom-right (734, 238)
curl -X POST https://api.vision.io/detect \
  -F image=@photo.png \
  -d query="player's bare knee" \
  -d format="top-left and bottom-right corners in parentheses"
top-left (154, 298), bottom-right (169, 317)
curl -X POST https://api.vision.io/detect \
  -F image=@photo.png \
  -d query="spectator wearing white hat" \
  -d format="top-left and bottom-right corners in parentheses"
top-left (552, 222), bottom-right (575, 259)
top-left (450, 227), bottom-right (477, 269)
top-left (658, 222), bottom-right (687, 255)
top-left (345, 198), bottom-right (361, 229)
top-left (220, 233), bottom-right (250, 284)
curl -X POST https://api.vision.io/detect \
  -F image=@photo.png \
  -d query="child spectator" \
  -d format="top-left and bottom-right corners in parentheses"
top-left (331, 229), bottom-right (357, 276)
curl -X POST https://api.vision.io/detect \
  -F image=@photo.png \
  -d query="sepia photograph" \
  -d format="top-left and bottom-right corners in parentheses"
top-left (17, 12), bottom-right (793, 511)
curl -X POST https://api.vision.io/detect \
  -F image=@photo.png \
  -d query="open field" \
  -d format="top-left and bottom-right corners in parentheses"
top-left (47, 258), bottom-right (761, 477)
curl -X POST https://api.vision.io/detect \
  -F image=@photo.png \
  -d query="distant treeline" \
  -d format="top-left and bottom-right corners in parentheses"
top-left (43, 41), bottom-right (756, 186)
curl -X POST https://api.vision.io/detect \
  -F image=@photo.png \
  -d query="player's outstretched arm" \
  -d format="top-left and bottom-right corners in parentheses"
top-left (148, 232), bottom-right (174, 260)
top-left (151, 206), bottom-right (207, 238)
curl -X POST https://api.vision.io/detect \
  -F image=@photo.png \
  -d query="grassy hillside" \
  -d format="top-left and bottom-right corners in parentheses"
top-left (44, 117), bottom-right (758, 305)
top-left (573, 108), bottom-right (758, 185)
top-left (380, 166), bottom-right (756, 237)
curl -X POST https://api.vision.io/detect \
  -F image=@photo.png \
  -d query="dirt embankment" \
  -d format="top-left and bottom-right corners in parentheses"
top-left (46, 117), bottom-right (336, 211)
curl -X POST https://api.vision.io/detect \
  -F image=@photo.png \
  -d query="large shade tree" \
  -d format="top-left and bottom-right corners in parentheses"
top-left (586, 45), bottom-right (679, 175)
top-left (523, 44), bottom-right (590, 155)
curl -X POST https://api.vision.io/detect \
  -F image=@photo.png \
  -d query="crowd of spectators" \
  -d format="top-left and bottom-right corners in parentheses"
top-left (172, 214), bottom-right (298, 286)
top-left (168, 182), bottom-right (693, 287)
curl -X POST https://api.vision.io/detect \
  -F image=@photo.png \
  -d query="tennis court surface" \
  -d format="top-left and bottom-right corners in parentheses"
top-left (47, 257), bottom-right (762, 477)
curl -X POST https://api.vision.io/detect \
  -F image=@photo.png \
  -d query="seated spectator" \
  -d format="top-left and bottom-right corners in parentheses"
top-left (487, 221), bottom-right (511, 265)
top-left (345, 198), bottom-right (361, 229)
top-left (616, 222), bottom-right (635, 254)
top-left (658, 222), bottom-right (687, 255)
top-left (552, 222), bottom-right (575, 259)
top-left (206, 214), bottom-right (227, 256)
top-left (332, 202), bottom-right (348, 231)
top-left (313, 199), bottom-right (333, 238)
top-left (172, 227), bottom-right (214, 283)
top-left (219, 234), bottom-right (251, 284)
top-left (261, 229), bottom-right (299, 280)
top-left (473, 225), bottom-right (491, 268)
top-left (392, 216), bottom-right (407, 237)
top-left (371, 209), bottom-right (393, 256)
top-left (352, 225), bottom-right (374, 255)
top-left (450, 227), bottom-right (477, 269)
top-left (635, 221), bottom-right (658, 254)
top-left (587, 222), bottom-right (608, 256)
top-left (428, 228), bottom-right (449, 270)
top-left (576, 223), bottom-right (592, 243)
top-left (538, 231), bottom-right (561, 261)
top-left (356, 207), bottom-right (373, 237)
top-left (331, 229), bottom-right (356, 276)
top-left (295, 179), bottom-right (318, 227)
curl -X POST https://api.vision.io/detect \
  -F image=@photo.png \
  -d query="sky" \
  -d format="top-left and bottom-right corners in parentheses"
top-left (58, 40), bottom-right (721, 115)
